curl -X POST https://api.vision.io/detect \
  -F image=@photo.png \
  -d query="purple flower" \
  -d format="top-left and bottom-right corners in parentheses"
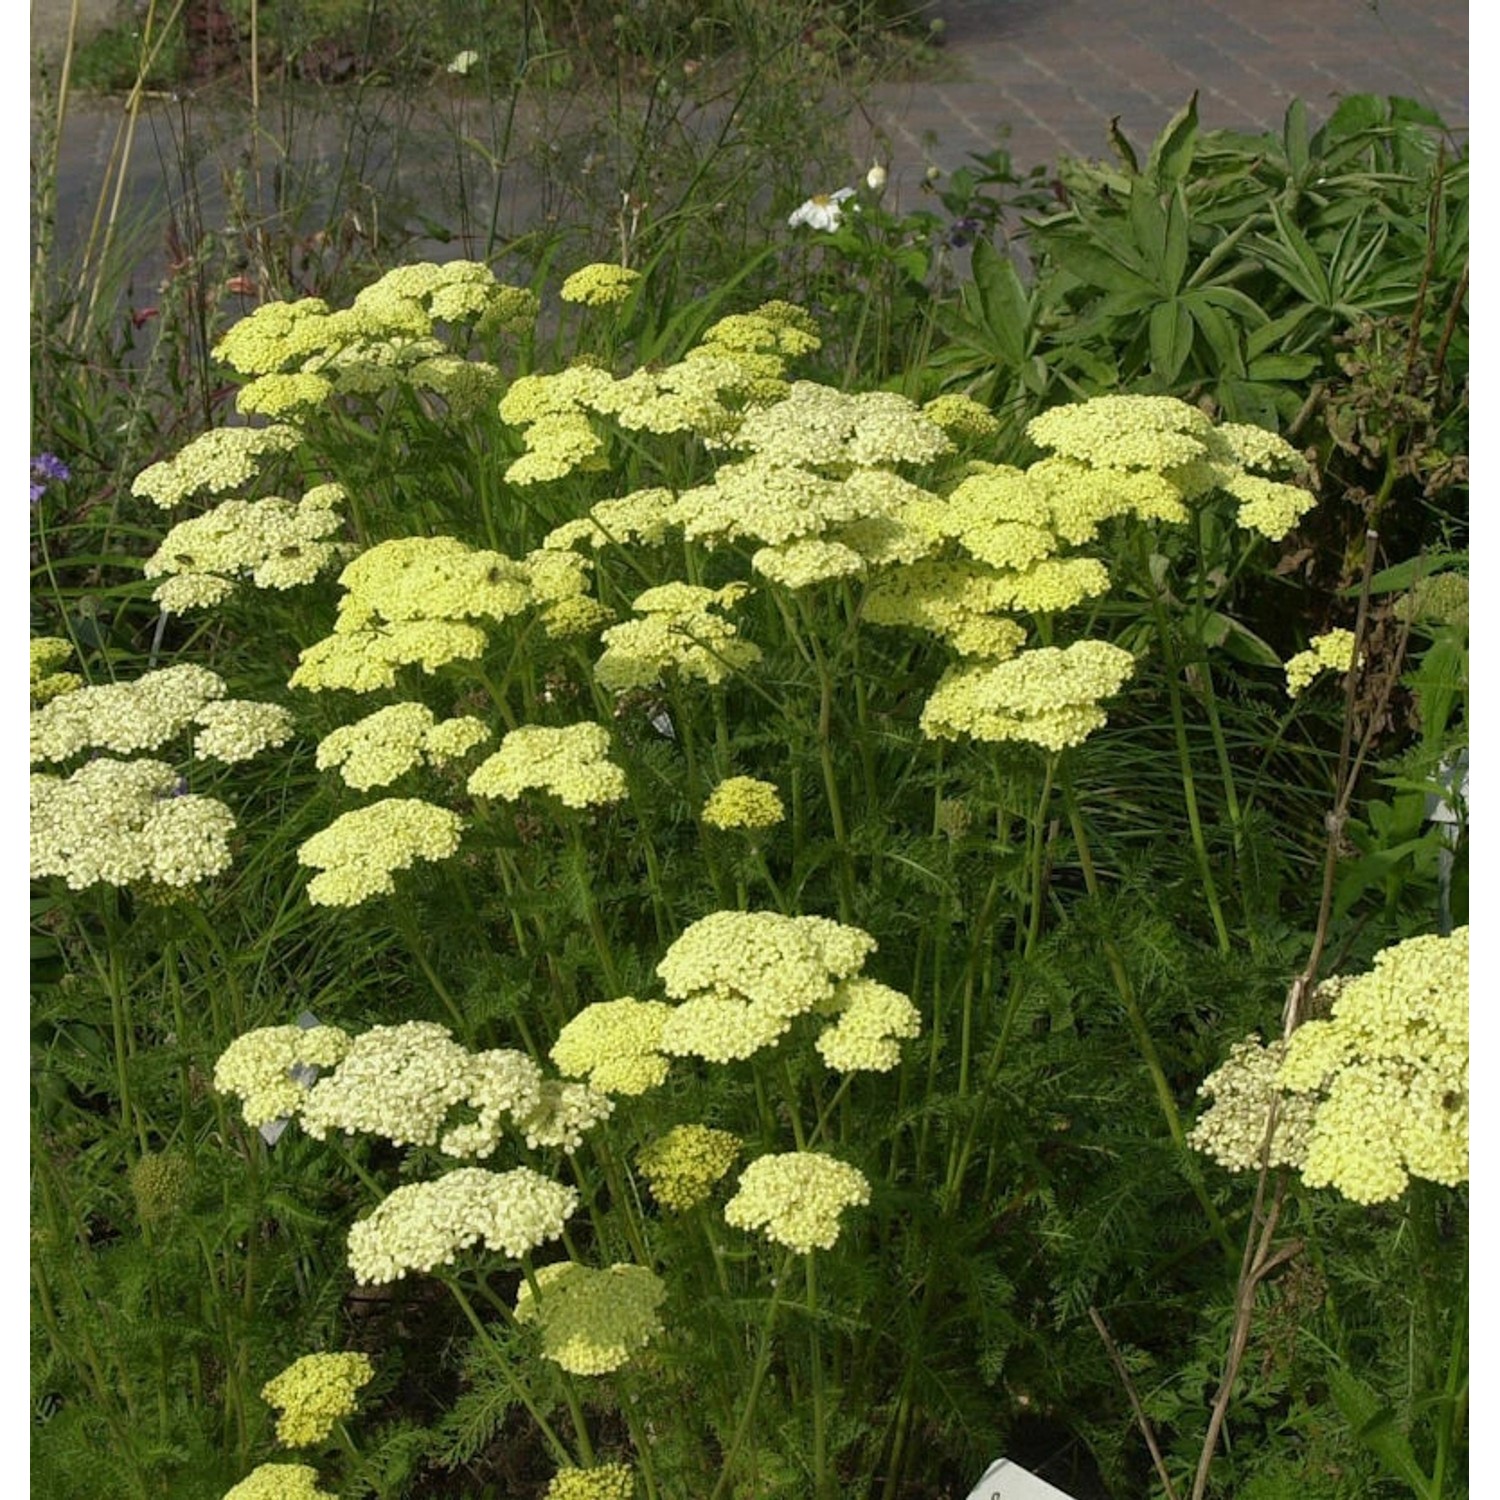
top-left (31, 453), bottom-right (71, 505)
top-left (946, 217), bottom-right (982, 249)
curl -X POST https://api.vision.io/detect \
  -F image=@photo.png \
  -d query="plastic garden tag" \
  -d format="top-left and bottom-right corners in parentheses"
top-left (259, 1010), bottom-right (325, 1146)
top-left (965, 1458), bottom-right (1078, 1500)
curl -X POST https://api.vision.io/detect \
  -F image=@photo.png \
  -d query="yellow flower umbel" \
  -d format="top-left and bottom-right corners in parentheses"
top-left (635, 1125), bottom-right (742, 1211)
top-left (724, 1151), bottom-right (871, 1253)
top-left (595, 582), bottom-right (762, 693)
top-left (213, 1024), bottom-right (353, 1129)
top-left (1284, 628), bottom-right (1358, 697)
top-left (467, 722), bottom-right (628, 809)
top-left (544, 1465), bottom-right (636, 1500)
top-left (30, 664), bottom-right (226, 763)
top-left (30, 637), bottom-right (82, 706)
top-left (551, 999), bottom-right (673, 1096)
top-left (223, 1464), bottom-right (336, 1500)
top-left (1188, 1035), bottom-right (1318, 1173)
top-left (261, 1352), bottom-right (375, 1447)
top-left (1278, 927), bottom-right (1468, 1204)
top-left (560, 263), bottom-right (642, 307)
top-left (315, 703), bottom-right (490, 791)
top-left (514, 1261), bottom-right (667, 1374)
top-left (131, 423), bottom-right (300, 510)
top-left (192, 700), bottom-right (296, 763)
top-left (655, 911), bottom-right (879, 1064)
top-left (296, 798), bottom-right (463, 906)
top-left (31, 759), bottom-right (238, 890)
top-left (814, 977), bottom-right (922, 1073)
top-left (701, 776), bottom-right (785, 831)
top-left (346, 1167), bottom-right (578, 1284)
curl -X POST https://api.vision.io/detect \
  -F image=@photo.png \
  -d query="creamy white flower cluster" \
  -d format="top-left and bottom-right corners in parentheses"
top-left (213, 1024), bottom-right (354, 1128)
top-left (595, 581), bottom-right (762, 693)
top-left (514, 1260), bottom-right (666, 1374)
top-left (724, 1151), bottom-right (871, 1253)
top-left (315, 703), bottom-right (491, 790)
top-left (296, 798), bottom-right (464, 906)
top-left (551, 999), bottom-right (673, 1096)
top-left (468, 722), bottom-right (628, 809)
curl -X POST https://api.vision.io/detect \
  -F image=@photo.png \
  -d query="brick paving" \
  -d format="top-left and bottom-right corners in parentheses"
top-left (862, 0), bottom-right (1467, 202)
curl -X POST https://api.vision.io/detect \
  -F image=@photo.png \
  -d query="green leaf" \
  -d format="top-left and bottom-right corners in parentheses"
top-left (1149, 299), bottom-right (1193, 383)
top-left (1198, 611), bottom-right (1282, 668)
top-left (1346, 552), bottom-right (1468, 594)
top-left (1107, 116), bottom-right (1140, 175)
top-left (1264, 202), bottom-right (1332, 305)
top-left (1246, 352), bottom-right (1319, 380)
top-left (1148, 91), bottom-right (1199, 187)
top-left (1327, 1365), bottom-right (1435, 1497)
top-left (1283, 98), bottom-right (1310, 181)
top-left (1186, 296), bottom-right (1244, 378)
top-left (1162, 187), bottom-right (1190, 293)
top-left (1037, 226), bottom-right (1155, 295)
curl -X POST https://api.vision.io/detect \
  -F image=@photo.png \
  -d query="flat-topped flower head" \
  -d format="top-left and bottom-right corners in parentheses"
top-left (1284, 628), bottom-right (1358, 697)
top-left (551, 999), bottom-right (673, 1096)
top-left (290, 618), bottom-right (489, 693)
top-left (636, 1124), bottom-right (742, 1211)
top-left (192, 700), bottom-right (296, 763)
top-left (518, 1079), bottom-right (615, 1153)
top-left (544, 1465), bottom-right (636, 1500)
top-left (223, 1464), bottom-right (336, 1500)
top-left (724, 1151), bottom-right (871, 1253)
top-left (560, 263), bottom-right (642, 307)
top-left (701, 776), bottom-right (785, 831)
top-left (32, 758), bottom-right (238, 890)
top-left (1277, 927), bottom-right (1467, 1204)
top-left (297, 799), bottom-right (463, 906)
top-left (815, 977), bottom-right (922, 1073)
top-left (30, 637), bottom-right (81, 706)
top-left (1188, 1034), bottom-right (1317, 1173)
top-left (864, 561), bottom-right (1028, 660)
top-left (337, 536), bottom-right (531, 625)
top-left (727, 382), bottom-right (951, 471)
top-left (261, 1352), bottom-right (375, 1447)
top-left (132, 423), bottom-right (300, 510)
top-left (923, 393), bottom-right (1001, 443)
top-left (346, 1167), bottom-right (578, 1283)
top-left (1026, 395), bottom-right (1214, 471)
top-left (468, 722), bottom-right (627, 808)
top-left (31, 664), bottom-right (226, 764)
top-left (214, 1024), bottom-right (353, 1129)
top-left (514, 1261), bottom-right (667, 1374)
top-left (316, 703), bottom-right (490, 790)
top-left (595, 581), bottom-right (761, 692)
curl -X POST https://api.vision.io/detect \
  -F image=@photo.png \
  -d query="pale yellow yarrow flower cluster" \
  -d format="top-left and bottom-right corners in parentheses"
top-left (30, 637), bottom-right (81, 706)
top-left (655, 910), bottom-right (882, 1063)
top-left (1398, 571), bottom-right (1468, 630)
top-left (514, 1261), bottom-right (667, 1374)
top-left (32, 759), bottom-right (237, 890)
top-left (551, 999), bottom-right (673, 1096)
top-left (132, 423), bottom-right (300, 510)
top-left (144, 484), bottom-right (346, 611)
top-left (544, 1465), bottom-right (636, 1500)
top-left (725, 381), bottom-right (952, 471)
top-left (519, 1079), bottom-right (616, 1152)
top-left (315, 703), bottom-right (490, 790)
top-left (1284, 628), bottom-right (1358, 697)
top-left (213, 1024), bottom-right (353, 1129)
top-left (261, 1352), bottom-right (374, 1447)
top-left (222, 1463), bottom-right (335, 1500)
top-left (635, 1124), bottom-right (742, 1210)
top-left (815, 977), bottom-right (922, 1073)
top-left (689, 300), bottom-right (821, 403)
top-left (30, 664), bottom-right (226, 763)
top-left (559, 263), bottom-right (642, 307)
top-left (192, 699), bottom-right (296, 763)
top-left (920, 639), bottom-right (1136, 751)
top-left (468, 722), bottom-right (627, 808)
top-left (724, 1151), bottom-right (871, 1253)
top-left (923, 393), bottom-right (1001, 443)
top-left (595, 581), bottom-right (762, 693)
top-left (296, 798), bottom-right (463, 905)
top-left (702, 776), bottom-right (785, 830)
top-left (863, 561), bottom-right (1029, 662)
top-left (346, 1166), bottom-right (577, 1284)
top-left (543, 488), bottom-right (676, 554)
top-left (1278, 927), bottom-right (1468, 1204)
top-left (1188, 1034), bottom-right (1318, 1172)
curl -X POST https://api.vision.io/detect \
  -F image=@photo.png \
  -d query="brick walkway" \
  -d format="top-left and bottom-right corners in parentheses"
top-left (863, 0), bottom-right (1467, 199)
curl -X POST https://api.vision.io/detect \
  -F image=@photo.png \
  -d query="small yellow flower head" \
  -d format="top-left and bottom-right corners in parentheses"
top-left (407, 355), bottom-right (506, 414)
top-left (751, 536), bottom-right (867, 589)
top-left (551, 999), bottom-right (673, 1096)
top-left (923, 393), bottom-right (1001, 443)
top-left (595, 582), bottom-right (761, 692)
top-left (815, 977), bottom-right (922, 1073)
top-left (129, 1151), bottom-right (194, 1224)
top-left (439, 1047), bottom-right (548, 1158)
top-left (506, 412), bottom-right (608, 486)
top-left (31, 664), bottom-right (226, 764)
top-left (131, 423), bottom-right (300, 510)
top-left (1222, 471), bottom-right (1316, 539)
top-left (863, 560), bottom-right (1028, 660)
top-left (214, 297), bottom-right (335, 375)
top-left (1026, 395), bottom-right (1214, 471)
top-left (1026, 455), bottom-right (1188, 536)
top-left (590, 359), bottom-right (745, 441)
top-left (30, 637), bottom-right (81, 706)
top-left (635, 1124), bottom-right (742, 1211)
top-left (290, 619), bottom-right (489, 693)
top-left (297, 799), bottom-right (463, 906)
top-left (560, 263), bottom-right (642, 307)
top-left (515, 1261), bottom-right (667, 1374)
top-left (542, 596), bottom-right (617, 639)
top-left (724, 1151), bottom-right (871, 1254)
top-left (192, 700), bottom-right (296, 763)
top-left (517, 1079), bottom-right (615, 1153)
top-left (1285, 628), bottom-right (1358, 697)
top-left (1278, 927), bottom-right (1467, 1204)
top-left (544, 1464), bottom-right (636, 1500)
top-left (920, 640), bottom-right (1136, 750)
top-left (499, 365), bottom-right (617, 425)
top-left (316, 703), bottom-right (489, 791)
top-left (1213, 421), bottom-right (1308, 476)
top-left (346, 1167), bottom-right (578, 1284)
top-left (701, 776), bottom-right (786, 831)
top-left (261, 1352), bottom-right (375, 1447)
top-left (223, 1463), bottom-right (336, 1500)
top-left (31, 759), bottom-right (238, 890)
top-left (302, 1021), bottom-right (476, 1147)
top-left (214, 1024), bottom-right (353, 1129)
top-left (1188, 1034), bottom-right (1317, 1173)
top-left (468, 722), bottom-right (628, 809)
top-left (728, 382), bottom-right (953, 470)
top-left (237, 371), bottom-right (334, 418)
top-left (338, 536), bottom-right (532, 625)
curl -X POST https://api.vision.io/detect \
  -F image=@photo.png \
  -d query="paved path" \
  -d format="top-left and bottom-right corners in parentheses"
top-left (35, 0), bottom-right (1467, 275)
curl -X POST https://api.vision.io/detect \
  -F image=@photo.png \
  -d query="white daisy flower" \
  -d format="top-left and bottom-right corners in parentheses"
top-left (788, 188), bottom-right (855, 232)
